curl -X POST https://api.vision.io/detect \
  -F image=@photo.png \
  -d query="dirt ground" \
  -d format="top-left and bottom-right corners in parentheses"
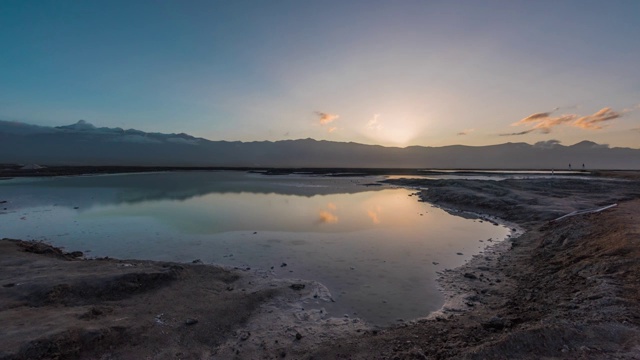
top-left (1, 172), bottom-right (640, 359)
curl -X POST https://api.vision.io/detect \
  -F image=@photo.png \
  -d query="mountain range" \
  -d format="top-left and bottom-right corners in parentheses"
top-left (1, 120), bottom-right (638, 169)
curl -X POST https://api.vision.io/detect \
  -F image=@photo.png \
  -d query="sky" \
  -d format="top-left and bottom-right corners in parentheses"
top-left (1, 0), bottom-right (639, 148)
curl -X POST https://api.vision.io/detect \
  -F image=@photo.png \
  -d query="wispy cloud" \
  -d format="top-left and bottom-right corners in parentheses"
top-left (315, 111), bottom-right (339, 125)
top-left (573, 107), bottom-right (622, 130)
top-left (328, 126), bottom-right (337, 133)
top-left (457, 128), bottom-right (475, 136)
top-left (367, 114), bottom-right (382, 131)
top-left (502, 106), bottom-right (629, 136)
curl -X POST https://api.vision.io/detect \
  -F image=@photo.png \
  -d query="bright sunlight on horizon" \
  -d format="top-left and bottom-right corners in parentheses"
top-left (1, 1), bottom-right (639, 148)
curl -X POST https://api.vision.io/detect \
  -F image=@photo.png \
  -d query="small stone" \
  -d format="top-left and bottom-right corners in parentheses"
top-left (185, 318), bottom-right (198, 325)
top-left (432, 262), bottom-right (439, 265)
top-left (191, 259), bottom-right (202, 264)
top-left (280, 262), bottom-right (287, 267)
top-left (295, 332), bottom-right (303, 340)
top-left (238, 330), bottom-right (251, 341)
top-left (456, 252), bottom-right (463, 255)
top-left (463, 272), bottom-right (477, 280)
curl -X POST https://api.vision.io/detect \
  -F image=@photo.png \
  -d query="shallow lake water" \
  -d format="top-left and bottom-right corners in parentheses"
top-left (0, 171), bottom-right (511, 325)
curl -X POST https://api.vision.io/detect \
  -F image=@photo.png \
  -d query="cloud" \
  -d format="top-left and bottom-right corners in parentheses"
top-left (457, 128), bottom-right (475, 136)
top-left (367, 114), bottom-right (382, 131)
top-left (499, 129), bottom-right (536, 136)
top-left (315, 111), bottom-right (339, 125)
top-left (166, 137), bottom-right (200, 145)
top-left (110, 134), bottom-right (162, 144)
top-left (533, 139), bottom-right (562, 149)
top-left (573, 107), bottom-right (621, 130)
top-left (328, 126), bottom-right (337, 133)
top-left (518, 112), bottom-right (554, 123)
top-left (504, 106), bottom-right (628, 136)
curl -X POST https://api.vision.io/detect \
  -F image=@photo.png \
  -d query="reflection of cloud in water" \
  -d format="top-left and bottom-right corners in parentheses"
top-left (318, 210), bottom-right (338, 224)
top-left (367, 205), bottom-right (382, 224)
top-left (327, 202), bottom-right (337, 211)
top-left (367, 210), bottom-right (380, 224)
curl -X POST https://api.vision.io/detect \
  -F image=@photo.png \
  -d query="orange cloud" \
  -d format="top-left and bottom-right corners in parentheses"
top-left (315, 111), bottom-right (339, 125)
top-left (573, 107), bottom-right (621, 130)
top-left (502, 106), bottom-right (627, 136)
top-left (328, 126), bottom-right (337, 133)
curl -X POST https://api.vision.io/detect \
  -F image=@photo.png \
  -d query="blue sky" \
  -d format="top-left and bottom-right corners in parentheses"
top-left (1, 0), bottom-right (639, 147)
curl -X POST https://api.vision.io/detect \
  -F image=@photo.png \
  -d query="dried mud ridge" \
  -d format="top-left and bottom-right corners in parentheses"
top-left (1, 175), bottom-right (640, 359)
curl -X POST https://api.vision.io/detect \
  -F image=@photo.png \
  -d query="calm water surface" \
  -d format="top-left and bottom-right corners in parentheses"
top-left (0, 171), bottom-right (510, 325)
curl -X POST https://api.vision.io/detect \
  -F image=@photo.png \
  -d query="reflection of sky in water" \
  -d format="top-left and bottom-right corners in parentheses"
top-left (0, 172), bottom-right (510, 325)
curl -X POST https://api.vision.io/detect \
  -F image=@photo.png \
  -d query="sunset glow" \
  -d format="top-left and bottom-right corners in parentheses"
top-left (1, 1), bottom-right (638, 148)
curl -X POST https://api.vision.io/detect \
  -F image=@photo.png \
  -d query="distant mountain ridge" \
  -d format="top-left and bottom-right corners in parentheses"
top-left (1, 120), bottom-right (638, 169)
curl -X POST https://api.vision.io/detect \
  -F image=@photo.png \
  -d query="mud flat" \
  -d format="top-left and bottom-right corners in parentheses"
top-left (0, 239), bottom-right (371, 360)
top-left (2, 173), bottom-right (640, 359)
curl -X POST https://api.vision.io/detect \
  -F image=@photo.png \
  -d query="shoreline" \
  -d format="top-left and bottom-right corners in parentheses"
top-left (1, 173), bottom-right (639, 358)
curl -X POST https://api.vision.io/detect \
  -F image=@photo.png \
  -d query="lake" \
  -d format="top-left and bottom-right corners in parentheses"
top-left (0, 171), bottom-right (511, 325)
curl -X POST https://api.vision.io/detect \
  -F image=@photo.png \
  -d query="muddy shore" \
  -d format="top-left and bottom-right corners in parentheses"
top-left (1, 173), bottom-right (640, 359)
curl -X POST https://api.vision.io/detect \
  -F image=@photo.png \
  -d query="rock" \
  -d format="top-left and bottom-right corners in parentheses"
top-left (185, 318), bottom-right (198, 325)
top-left (482, 316), bottom-right (507, 330)
top-left (280, 262), bottom-right (287, 267)
top-left (68, 251), bottom-right (83, 258)
top-left (295, 332), bottom-right (303, 340)
top-left (289, 284), bottom-right (305, 290)
top-left (463, 272), bottom-right (477, 280)
top-left (432, 262), bottom-right (439, 265)
top-left (191, 259), bottom-right (202, 264)
top-left (238, 330), bottom-right (251, 341)
top-left (456, 252), bottom-right (464, 255)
